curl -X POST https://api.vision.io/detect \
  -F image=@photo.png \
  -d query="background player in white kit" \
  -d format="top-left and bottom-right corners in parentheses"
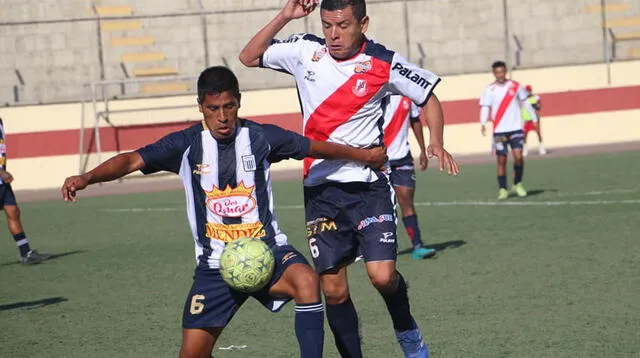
top-left (239, 1), bottom-right (459, 357)
top-left (382, 95), bottom-right (436, 260)
top-left (480, 61), bottom-right (538, 200)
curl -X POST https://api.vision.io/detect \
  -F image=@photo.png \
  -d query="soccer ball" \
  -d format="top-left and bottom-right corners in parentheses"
top-left (220, 237), bottom-right (275, 293)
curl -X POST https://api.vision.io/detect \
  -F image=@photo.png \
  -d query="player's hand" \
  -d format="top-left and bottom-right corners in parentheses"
top-left (362, 146), bottom-right (388, 170)
top-left (480, 125), bottom-right (487, 137)
top-left (281, 0), bottom-right (318, 20)
top-left (61, 174), bottom-right (90, 202)
top-left (0, 171), bottom-right (14, 184)
top-left (418, 151), bottom-right (428, 171)
top-left (427, 144), bottom-right (459, 176)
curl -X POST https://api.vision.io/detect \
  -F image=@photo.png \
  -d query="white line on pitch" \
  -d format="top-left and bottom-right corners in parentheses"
top-left (101, 198), bottom-right (640, 213)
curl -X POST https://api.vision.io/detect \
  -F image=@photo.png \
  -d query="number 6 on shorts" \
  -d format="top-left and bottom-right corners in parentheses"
top-left (308, 238), bottom-right (320, 258)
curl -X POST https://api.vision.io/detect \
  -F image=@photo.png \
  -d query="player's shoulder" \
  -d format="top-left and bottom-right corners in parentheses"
top-left (274, 33), bottom-right (325, 45)
top-left (363, 39), bottom-right (395, 64)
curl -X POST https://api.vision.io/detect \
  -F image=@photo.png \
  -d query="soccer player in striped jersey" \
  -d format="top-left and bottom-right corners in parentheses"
top-left (61, 66), bottom-right (388, 358)
top-left (382, 96), bottom-right (436, 260)
top-left (480, 61), bottom-right (538, 200)
top-left (0, 117), bottom-right (51, 264)
top-left (239, 1), bottom-right (459, 357)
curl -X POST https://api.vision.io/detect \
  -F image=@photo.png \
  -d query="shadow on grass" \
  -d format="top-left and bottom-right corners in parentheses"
top-left (0, 250), bottom-right (87, 266)
top-left (0, 297), bottom-right (68, 311)
top-left (399, 240), bottom-right (467, 256)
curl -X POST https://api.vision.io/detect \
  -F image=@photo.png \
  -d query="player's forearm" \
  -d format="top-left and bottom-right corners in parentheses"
top-left (308, 141), bottom-right (376, 164)
top-left (239, 12), bottom-right (290, 67)
top-left (83, 152), bottom-right (144, 185)
top-left (480, 106), bottom-right (490, 125)
top-left (410, 120), bottom-right (427, 152)
top-left (423, 94), bottom-right (444, 146)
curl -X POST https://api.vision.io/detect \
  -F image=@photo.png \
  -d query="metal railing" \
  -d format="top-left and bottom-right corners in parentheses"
top-left (1, 0), bottom-right (637, 106)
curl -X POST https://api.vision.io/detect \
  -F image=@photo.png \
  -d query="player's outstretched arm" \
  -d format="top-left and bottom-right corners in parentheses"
top-left (423, 94), bottom-right (460, 175)
top-left (409, 119), bottom-right (428, 171)
top-left (61, 151), bottom-right (145, 202)
top-left (238, 0), bottom-right (317, 67)
top-left (308, 141), bottom-right (388, 170)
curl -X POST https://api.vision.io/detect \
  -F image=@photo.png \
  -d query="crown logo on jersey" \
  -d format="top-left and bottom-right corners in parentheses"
top-left (205, 182), bottom-right (255, 199)
top-left (204, 181), bottom-right (257, 218)
top-left (354, 60), bottom-right (371, 73)
top-left (311, 47), bottom-right (327, 62)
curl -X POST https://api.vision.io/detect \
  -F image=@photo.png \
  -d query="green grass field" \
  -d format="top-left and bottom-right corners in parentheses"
top-left (2, 151), bottom-right (639, 358)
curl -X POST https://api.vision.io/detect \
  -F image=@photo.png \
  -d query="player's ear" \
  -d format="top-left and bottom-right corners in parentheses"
top-left (236, 93), bottom-right (242, 108)
top-left (197, 97), bottom-right (204, 113)
top-left (360, 15), bottom-right (369, 33)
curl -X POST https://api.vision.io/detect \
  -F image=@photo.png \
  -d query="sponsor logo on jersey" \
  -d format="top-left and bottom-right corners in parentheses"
top-left (192, 163), bottom-right (211, 175)
top-left (206, 221), bottom-right (265, 242)
top-left (357, 214), bottom-right (394, 230)
top-left (352, 79), bottom-right (368, 97)
top-left (304, 70), bottom-right (316, 82)
top-left (311, 47), bottom-right (327, 62)
top-left (205, 181), bottom-right (256, 217)
top-left (354, 60), bottom-right (372, 73)
top-left (306, 217), bottom-right (338, 238)
top-left (392, 63), bottom-right (432, 90)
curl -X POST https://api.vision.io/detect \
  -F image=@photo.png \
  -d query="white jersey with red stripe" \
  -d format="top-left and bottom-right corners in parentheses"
top-left (480, 80), bottom-right (528, 133)
top-left (260, 33), bottom-right (440, 186)
top-left (382, 96), bottom-right (421, 161)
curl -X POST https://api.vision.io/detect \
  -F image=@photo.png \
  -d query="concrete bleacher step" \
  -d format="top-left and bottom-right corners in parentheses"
top-left (121, 52), bottom-right (166, 63)
top-left (628, 48), bottom-right (640, 57)
top-left (132, 67), bottom-right (179, 77)
top-left (585, 3), bottom-right (629, 13)
top-left (111, 36), bottom-right (155, 46)
top-left (94, 6), bottom-right (133, 17)
top-left (100, 20), bottom-right (142, 32)
top-left (140, 82), bottom-right (189, 94)
top-left (615, 32), bottom-right (640, 41)
top-left (606, 17), bottom-right (640, 28)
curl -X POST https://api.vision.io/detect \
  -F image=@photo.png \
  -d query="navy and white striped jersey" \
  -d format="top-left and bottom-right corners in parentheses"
top-left (137, 119), bottom-right (310, 270)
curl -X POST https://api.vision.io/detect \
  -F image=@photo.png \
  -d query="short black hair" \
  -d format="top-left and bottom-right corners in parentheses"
top-left (197, 66), bottom-right (241, 103)
top-left (321, 0), bottom-right (367, 21)
top-left (492, 61), bottom-right (507, 69)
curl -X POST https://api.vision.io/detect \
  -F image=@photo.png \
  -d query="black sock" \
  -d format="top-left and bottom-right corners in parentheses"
top-left (497, 175), bottom-right (507, 189)
top-left (381, 271), bottom-right (415, 332)
top-left (295, 302), bottom-right (325, 358)
top-left (326, 297), bottom-right (363, 358)
top-left (402, 215), bottom-right (424, 248)
top-left (13, 232), bottom-right (30, 257)
top-left (514, 164), bottom-right (524, 184)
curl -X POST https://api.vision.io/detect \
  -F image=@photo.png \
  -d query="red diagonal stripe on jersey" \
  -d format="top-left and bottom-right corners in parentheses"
top-left (303, 59), bottom-right (391, 177)
top-left (383, 97), bottom-right (411, 148)
top-left (492, 81), bottom-right (519, 132)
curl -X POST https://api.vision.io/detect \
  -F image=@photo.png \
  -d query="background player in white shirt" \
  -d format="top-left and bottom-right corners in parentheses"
top-left (239, 1), bottom-right (459, 357)
top-left (480, 61), bottom-right (538, 200)
top-left (382, 95), bottom-right (436, 260)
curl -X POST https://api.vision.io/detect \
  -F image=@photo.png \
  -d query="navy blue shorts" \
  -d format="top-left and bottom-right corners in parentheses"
top-left (182, 244), bottom-right (309, 329)
top-left (0, 184), bottom-right (17, 208)
top-left (304, 177), bottom-right (397, 274)
top-left (389, 153), bottom-right (416, 189)
top-left (493, 130), bottom-right (525, 156)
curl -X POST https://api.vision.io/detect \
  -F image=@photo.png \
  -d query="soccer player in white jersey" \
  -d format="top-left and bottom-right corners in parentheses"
top-left (61, 66), bottom-right (388, 358)
top-left (239, 1), bottom-right (459, 357)
top-left (382, 95), bottom-right (436, 260)
top-left (480, 61), bottom-right (538, 200)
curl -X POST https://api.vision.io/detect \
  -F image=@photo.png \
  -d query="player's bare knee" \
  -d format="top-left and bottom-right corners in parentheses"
top-left (291, 269), bottom-right (320, 302)
top-left (321, 278), bottom-right (349, 304)
top-left (369, 272), bottom-right (396, 293)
